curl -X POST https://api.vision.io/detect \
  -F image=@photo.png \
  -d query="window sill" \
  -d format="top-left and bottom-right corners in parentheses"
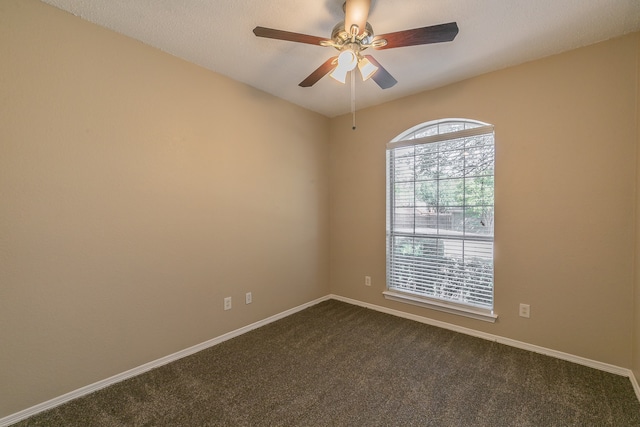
top-left (382, 290), bottom-right (498, 323)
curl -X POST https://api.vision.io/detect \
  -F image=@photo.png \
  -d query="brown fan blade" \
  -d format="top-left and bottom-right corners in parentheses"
top-left (299, 56), bottom-right (338, 87)
top-left (373, 22), bottom-right (459, 50)
top-left (363, 55), bottom-right (397, 89)
top-left (253, 26), bottom-right (328, 46)
top-left (344, 0), bottom-right (371, 36)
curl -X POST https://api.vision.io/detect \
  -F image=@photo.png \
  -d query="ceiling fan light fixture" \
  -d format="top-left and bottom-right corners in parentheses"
top-left (330, 49), bottom-right (358, 84)
top-left (330, 67), bottom-right (349, 84)
top-left (357, 56), bottom-right (378, 81)
top-left (337, 49), bottom-right (358, 71)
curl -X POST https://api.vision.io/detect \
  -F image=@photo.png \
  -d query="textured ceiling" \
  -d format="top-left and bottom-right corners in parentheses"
top-left (41, 0), bottom-right (640, 117)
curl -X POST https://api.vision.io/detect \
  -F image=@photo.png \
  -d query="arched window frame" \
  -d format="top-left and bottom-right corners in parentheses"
top-left (384, 118), bottom-right (497, 322)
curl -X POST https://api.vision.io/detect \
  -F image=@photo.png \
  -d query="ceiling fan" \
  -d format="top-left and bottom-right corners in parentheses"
top-left (253, 0), bottom-right (459, 89)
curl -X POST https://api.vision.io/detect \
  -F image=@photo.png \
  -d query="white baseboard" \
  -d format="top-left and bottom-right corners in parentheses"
top-left (330, 294), bottom-right (639, 396)
top-left (630, 370), bottom-right (640, 403)
top-left (352, 295), bottom-right (640, 401)
top-left (0, 295), bottom-right (331, 427)
top-left (2, 293), bottom-right (638, 426)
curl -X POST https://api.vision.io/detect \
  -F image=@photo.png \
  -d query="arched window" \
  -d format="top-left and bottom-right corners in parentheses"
top-left (384, 119), bottom-right (496, 322)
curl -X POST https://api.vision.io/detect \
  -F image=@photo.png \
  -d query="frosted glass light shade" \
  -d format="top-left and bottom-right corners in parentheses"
top-left (330, 50), bottom-right (358, 84)
top-left (358, 57), bottom-right (378, 81)
top-left (330, 67), bottom-right (349, 84)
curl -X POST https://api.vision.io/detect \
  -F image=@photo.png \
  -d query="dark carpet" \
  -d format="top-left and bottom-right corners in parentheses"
top-left (13, 300), bottom-right (640, 426)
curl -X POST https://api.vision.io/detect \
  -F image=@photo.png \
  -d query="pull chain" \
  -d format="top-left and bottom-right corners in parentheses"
top-left (351, 70), bottom-right (356, 130)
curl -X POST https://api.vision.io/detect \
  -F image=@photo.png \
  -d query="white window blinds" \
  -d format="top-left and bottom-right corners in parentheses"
top-left (386, 122), bottom-right (495, 310)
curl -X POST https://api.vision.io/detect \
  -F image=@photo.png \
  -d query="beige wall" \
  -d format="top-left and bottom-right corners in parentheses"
top-left (0, 0), bottom-right (329, 417)
top-left (329, 33), bottom-right (639, 369)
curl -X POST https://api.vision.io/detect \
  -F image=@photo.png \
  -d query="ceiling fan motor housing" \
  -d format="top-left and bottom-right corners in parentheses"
top-left (330, 21), bottom-right (374, 52)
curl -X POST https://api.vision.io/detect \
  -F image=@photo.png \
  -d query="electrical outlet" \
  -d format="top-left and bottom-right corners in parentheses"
top-left (519, 303), bottom-right (530, 318)
top-left (245, 292), bottom-right (252, 304)
top-left (224, 297), bottom-right (232, 311)
top-left (365, 276), bottom-right (371, 286)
